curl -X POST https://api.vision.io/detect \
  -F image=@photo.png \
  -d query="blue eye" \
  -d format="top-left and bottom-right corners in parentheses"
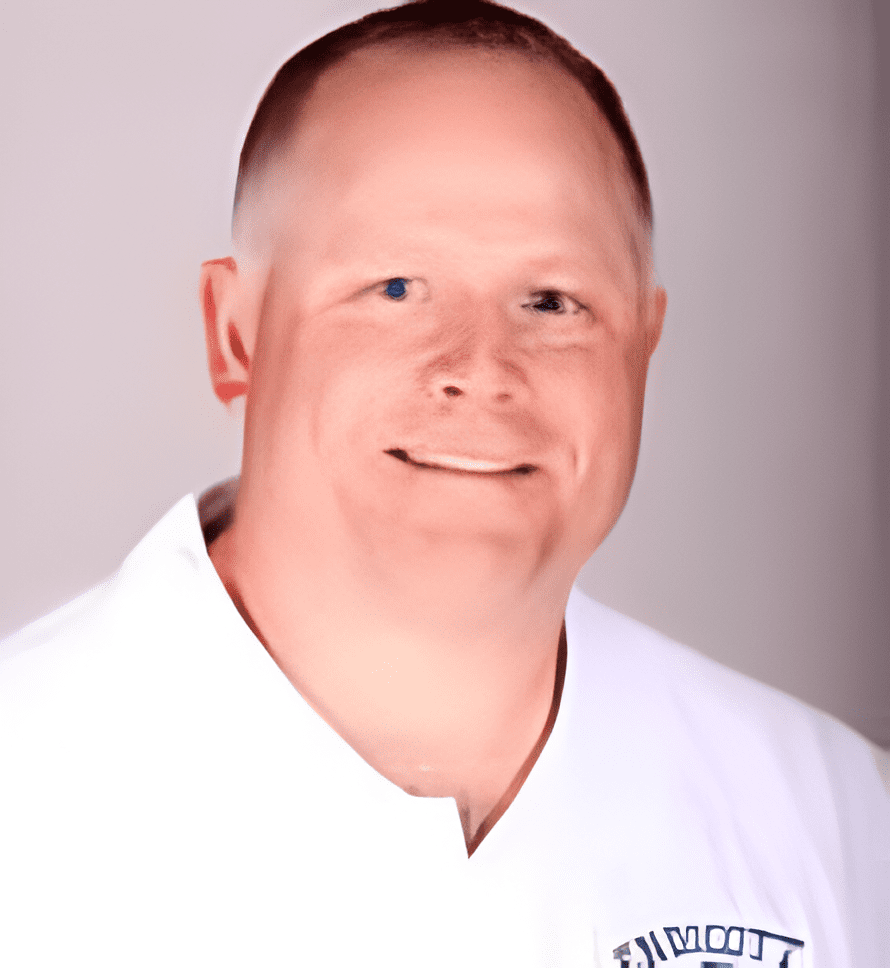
top-left (384, 278), bottom-right (408, 300)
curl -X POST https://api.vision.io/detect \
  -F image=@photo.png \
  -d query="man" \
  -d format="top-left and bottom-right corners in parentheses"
top-left (1, 2), bottom-right (887, 966)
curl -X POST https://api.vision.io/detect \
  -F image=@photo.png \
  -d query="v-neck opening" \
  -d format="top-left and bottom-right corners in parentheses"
top-left (194, 485), bottom-right (574, 864)
top-left (465, 623), bottom-right (568, 857)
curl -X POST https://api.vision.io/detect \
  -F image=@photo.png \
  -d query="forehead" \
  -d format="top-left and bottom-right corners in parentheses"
top-left (297, 42), bottom-right (626, 189)
top-left (252, 43), bottom-right (645, 293)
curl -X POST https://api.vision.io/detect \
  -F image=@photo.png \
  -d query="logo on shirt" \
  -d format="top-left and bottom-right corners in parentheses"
top-left (613, 924), bottom-right (804, 968)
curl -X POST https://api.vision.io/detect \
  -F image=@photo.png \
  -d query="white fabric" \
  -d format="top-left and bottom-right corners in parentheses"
top-left (1, 495), bottom-right (887, 967)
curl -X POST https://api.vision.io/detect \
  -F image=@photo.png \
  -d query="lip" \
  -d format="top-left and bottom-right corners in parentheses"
top-left (385, 448), bottom-right (536, 475)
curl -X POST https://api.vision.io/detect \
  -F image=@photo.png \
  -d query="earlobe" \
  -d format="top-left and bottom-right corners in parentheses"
top-left (200, 257), bottom-right (251, 404)
top-left (647, 285), bottom-right (667, 358)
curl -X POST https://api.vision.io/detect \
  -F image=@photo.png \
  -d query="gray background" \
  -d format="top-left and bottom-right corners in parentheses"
top-left (2, 0), bottom-right (887, 746)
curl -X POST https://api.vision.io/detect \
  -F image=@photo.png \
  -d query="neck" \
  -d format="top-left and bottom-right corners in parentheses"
top-left (209, 516), bottom-right (570, 851)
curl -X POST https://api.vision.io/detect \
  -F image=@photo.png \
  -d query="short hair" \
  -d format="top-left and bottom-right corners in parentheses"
top-left (234, 0), bottom-right (652, 235)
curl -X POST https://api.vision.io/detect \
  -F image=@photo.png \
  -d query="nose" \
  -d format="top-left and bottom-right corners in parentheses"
top-left (424, 305), bottom-right (528, 405)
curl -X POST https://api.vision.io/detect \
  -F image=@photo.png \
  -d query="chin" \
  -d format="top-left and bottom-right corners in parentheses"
top-left (393, 496), bottom-right (569, 575)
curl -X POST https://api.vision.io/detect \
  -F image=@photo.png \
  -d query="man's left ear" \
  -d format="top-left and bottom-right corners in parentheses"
top-left (200, 257), bottom-right (255, 404)
top-left (646, 285), bottom-right (667, 358)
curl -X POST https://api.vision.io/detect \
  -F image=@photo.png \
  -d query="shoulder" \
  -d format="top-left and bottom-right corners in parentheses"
top-left (564, 587), bottom-right (889, 840)
top-left (566, 586), bottom-right (880, 773)
top-left (566, 591), bottom-right (889, 892)
top-left (564, 589), bottom-right (889, 960)
top-left (0, 495), bottom-right (214, 701)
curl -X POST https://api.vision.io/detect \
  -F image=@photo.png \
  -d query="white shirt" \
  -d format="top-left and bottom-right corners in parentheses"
top-left (1, 495), bottom-right (887, 967)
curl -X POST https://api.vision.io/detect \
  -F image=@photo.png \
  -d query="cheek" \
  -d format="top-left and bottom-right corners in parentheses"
top-left (297, 328), bottom-right (414, 460)
top-left (546, 347), bottom-right (648, 528)
top-left (256, 309), bottom-right (373, 402)
top-left (553, 362), bottom-right (644, 553)
top-left (557, 350), bottom-right (642, 447)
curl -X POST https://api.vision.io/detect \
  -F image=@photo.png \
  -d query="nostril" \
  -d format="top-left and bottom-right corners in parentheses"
top-left (443, 385), bottom-right (462, 398)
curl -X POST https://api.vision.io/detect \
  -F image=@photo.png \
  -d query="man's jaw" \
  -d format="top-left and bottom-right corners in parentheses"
top-left (385, 448), bottom-right (537, 476)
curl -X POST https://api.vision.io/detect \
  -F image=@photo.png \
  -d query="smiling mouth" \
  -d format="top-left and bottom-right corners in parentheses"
top-left (385, 448), bottom-right (536, 475)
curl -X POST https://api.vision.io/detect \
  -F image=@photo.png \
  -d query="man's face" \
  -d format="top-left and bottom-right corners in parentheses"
top-left (236, 45), bottom-right (663, 589)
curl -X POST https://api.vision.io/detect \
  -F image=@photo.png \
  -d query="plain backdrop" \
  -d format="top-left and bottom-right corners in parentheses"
top-left (1, 0), bottom-right (888, 746)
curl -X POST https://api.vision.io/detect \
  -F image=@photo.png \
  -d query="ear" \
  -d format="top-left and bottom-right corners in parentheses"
top-left (645, 285), bottom-right (667, 359)
top-left (200, 257), bottom-right (252, 404)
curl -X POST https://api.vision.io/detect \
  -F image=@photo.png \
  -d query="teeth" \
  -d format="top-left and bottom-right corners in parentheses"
top-left (386, 448), bottom-right (532, 474)
top-left (423, 454), bottom-right (514, 473)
